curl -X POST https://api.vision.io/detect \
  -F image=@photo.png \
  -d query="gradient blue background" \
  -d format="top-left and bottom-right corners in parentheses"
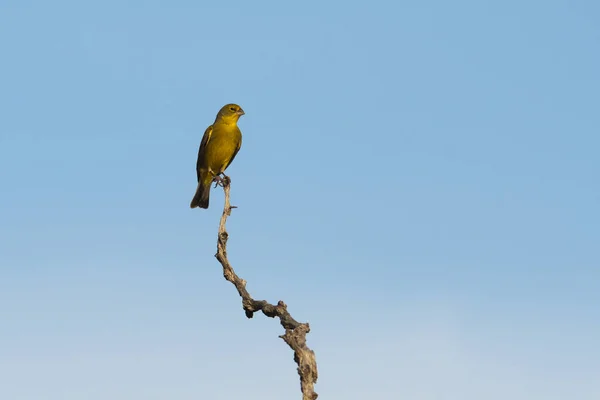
top-left (1, 1), bottom-right (599, 399)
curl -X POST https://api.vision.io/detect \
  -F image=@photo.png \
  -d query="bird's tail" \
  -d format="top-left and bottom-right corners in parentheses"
top-left (190, 178), bottom-right (211, 209)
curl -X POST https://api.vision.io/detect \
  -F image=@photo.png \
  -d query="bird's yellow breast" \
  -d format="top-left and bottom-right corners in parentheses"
top-left (202, 123), bottom-right (241, 175)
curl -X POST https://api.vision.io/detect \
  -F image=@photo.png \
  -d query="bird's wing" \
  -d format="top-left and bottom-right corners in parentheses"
top-left (196, 124), bottom-right (213, 181)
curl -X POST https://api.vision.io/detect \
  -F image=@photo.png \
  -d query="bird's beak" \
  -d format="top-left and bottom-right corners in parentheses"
top-left (236, 108), bottom-right (245, 116)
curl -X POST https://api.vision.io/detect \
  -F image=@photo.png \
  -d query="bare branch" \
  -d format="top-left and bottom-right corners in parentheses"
top-left (214, 176), bottom-right (319, 400)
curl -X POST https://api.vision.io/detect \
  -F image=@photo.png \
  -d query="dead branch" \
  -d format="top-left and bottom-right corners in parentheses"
top-left (214, 176), bottom-right (318, 400)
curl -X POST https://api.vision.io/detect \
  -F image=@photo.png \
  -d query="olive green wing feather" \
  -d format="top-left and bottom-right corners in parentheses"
top-left (195, 125), bottom-right (213, 181)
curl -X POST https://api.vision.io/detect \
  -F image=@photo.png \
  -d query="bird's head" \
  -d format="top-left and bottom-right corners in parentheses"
top-left (216, 103), bottom-right (245, 124)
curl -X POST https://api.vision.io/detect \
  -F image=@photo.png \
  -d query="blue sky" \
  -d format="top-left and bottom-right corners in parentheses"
top-left (1, 1), bottom-right (599, 399)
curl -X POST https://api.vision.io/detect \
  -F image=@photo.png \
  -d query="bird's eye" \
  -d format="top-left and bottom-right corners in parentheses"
top-left (229, 107), bottom-right (236, 112)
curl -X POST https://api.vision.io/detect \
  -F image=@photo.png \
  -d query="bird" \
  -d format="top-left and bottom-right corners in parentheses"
top-left (190, 103), bottom-right (245, 209)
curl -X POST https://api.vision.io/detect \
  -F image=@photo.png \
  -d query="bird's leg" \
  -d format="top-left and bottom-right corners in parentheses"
top-left (212, 174), bottom-right (223, 188)
top-left (212, 172), bottom-right (230, 188)
top-left (221, 173), bottom-right (230, 186)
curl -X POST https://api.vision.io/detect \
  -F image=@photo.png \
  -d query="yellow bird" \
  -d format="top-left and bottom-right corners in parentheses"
top-left (190, 103), bottom-right (244, 209)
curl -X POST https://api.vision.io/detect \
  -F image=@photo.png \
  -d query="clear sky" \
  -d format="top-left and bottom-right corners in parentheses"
top-left (1, 1), bottom-right (599, 399)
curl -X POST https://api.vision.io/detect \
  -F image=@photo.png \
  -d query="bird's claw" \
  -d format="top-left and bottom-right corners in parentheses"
top-left (212, 175), bottom-right (223, 188)
top-left (212, 173), bottom-right (230, 188)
